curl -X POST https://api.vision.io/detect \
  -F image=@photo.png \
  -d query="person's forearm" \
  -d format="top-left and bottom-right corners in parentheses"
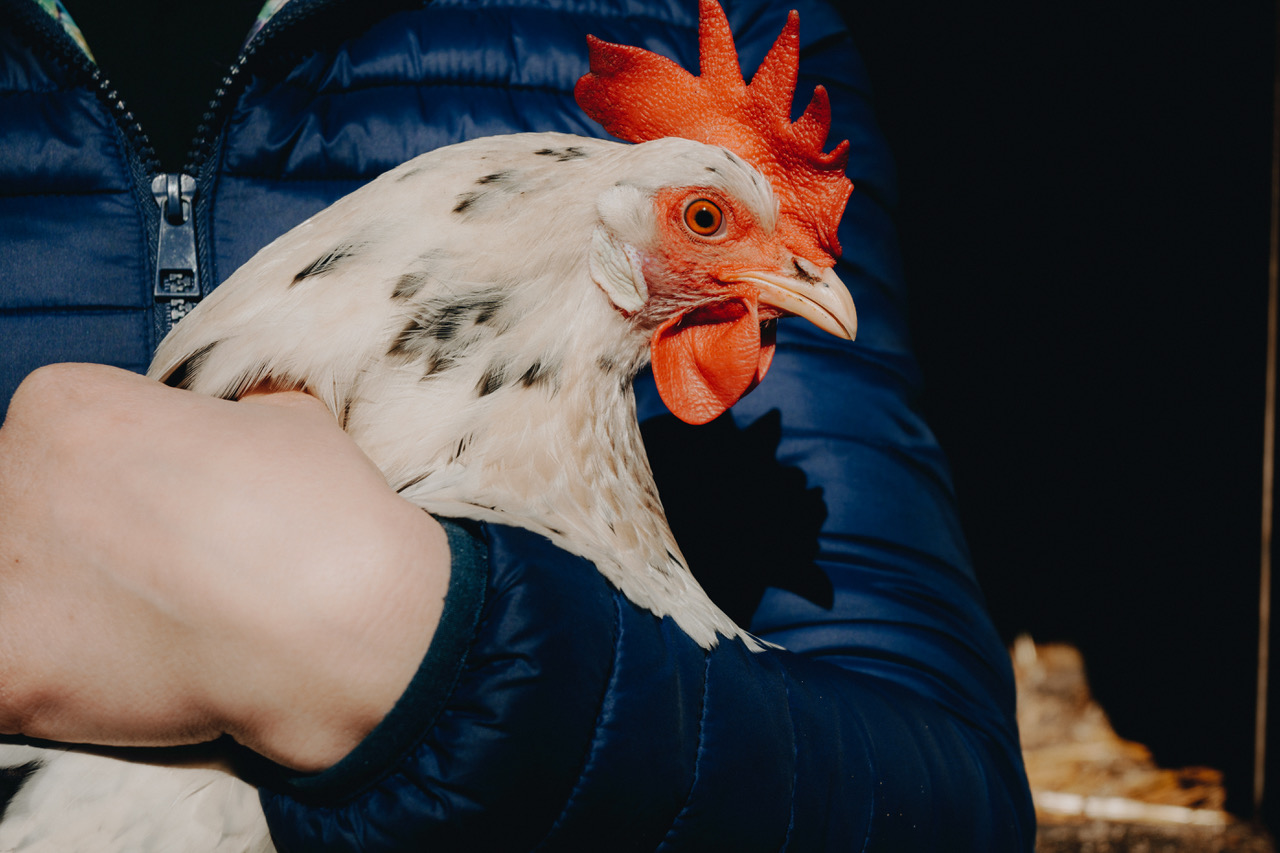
top-left (0, 364), bottom-right (450, 771)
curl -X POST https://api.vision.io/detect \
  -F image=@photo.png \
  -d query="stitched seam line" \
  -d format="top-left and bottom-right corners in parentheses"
top-left (0, 85), bottom-right (76, 96)
top-left (0, 306), bottom-right (145, 315)
top-left (247, 1), bottom-right (698, 101)
top-left (272, 74), bottom-right (575, 98)
top-left (779, 666), bottom-right (798, 852)
top-left (0, 187), bottom-right (131, 200)
top-left (855, 683), bottom-right (882, 853)
top-left (430, 2), bottom-right (692, 30)
top-left (209, 174), bottom-right (367, 184)
top-left (655, 650), bottom-right (712, 851)
top-left (529, 591), bottom-right (623, 852)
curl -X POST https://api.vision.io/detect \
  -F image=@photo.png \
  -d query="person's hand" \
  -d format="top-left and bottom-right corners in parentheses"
top-left (0, 363), bottom-right (450, 772)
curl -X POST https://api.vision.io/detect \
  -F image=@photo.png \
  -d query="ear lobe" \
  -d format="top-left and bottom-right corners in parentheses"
top-left (589, 225), bottom-right (648, 314)
top-left (650, 290), bottom-right (773, 424)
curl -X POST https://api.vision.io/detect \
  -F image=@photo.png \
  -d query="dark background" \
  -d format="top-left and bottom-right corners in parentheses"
top-left (54, 0), bottom-right (1280, 829)
top-left (835, 0), bottom-right (1278, 826)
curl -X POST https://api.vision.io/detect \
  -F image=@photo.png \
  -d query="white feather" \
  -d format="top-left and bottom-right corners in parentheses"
top-left (0, 745), bottom-right (270, 853)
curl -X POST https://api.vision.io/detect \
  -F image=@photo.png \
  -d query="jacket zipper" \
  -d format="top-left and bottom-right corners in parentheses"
top-left (151, 173), bottom-right (201, 331)
top-left (181, 0), bottom-right (346, 176)
top-left (7, 0), bottom-right (348, 344)
top-left (159, 0), bottom-right (347, 341)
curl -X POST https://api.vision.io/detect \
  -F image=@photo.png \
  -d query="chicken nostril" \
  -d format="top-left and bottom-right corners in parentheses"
top-left (791, 259), bottom-right (821, 284)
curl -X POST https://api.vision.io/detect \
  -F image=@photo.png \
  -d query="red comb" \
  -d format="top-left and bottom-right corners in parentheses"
top-left (574, 0), bottom-right (853, 259)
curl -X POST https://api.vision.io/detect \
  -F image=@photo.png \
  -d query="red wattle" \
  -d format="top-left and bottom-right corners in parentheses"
top-left (650, 292), bottom-right (773, 425)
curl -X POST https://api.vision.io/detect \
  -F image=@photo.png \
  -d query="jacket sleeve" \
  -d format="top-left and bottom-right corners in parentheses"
top-left (255, 1), bottom-right (1034, 849)
top-left (259, 510), bottom-right (1032, 851)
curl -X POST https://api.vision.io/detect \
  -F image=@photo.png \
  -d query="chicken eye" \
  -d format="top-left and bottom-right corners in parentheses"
top-left (683, 198), bottom-right (724, 237)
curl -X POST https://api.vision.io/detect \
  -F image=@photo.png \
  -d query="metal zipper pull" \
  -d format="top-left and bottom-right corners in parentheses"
top-left (152, 173), bottom-right (201, 335)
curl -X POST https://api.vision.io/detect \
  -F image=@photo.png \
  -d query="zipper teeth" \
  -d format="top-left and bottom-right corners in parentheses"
top-left (19, 0), bottom-right (358, 177)
top-left (184, 52), bottom-right (252, 175)
top-left (8, 0), bottom-right (161, 172)
top-left (99, 74), bottom-right (160, 174)
top-left (182, 0), bottom-right (345, 175)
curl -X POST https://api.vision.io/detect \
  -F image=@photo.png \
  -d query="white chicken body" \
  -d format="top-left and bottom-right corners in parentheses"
top-left (0, 746), bottom-right (271, 853)
top-left (0, 132), bottom-right (798, 852)
top-left (153, 131), bottom-right (780, 647)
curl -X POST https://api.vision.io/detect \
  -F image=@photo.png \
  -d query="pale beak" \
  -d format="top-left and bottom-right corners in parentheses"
top-left (732, 265), bottom-right (857, 341)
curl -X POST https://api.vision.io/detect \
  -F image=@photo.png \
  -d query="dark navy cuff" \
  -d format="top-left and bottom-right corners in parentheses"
top-left (248, 517), bottom-right (488, 805)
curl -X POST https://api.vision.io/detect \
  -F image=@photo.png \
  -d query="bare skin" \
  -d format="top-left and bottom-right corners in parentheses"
top-left (0, 363), bottom-right (450, 773)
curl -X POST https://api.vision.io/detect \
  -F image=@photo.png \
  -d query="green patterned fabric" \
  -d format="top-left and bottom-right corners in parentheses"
top-left (33, 0), bottom-right (92, 58)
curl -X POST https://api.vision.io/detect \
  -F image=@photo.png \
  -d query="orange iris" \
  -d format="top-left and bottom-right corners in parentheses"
top-left (683, 198), bottom-right (724, 236)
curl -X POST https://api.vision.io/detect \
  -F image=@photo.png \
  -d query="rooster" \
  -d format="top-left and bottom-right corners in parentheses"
top-left (0, 1), bottom-right (855, 849)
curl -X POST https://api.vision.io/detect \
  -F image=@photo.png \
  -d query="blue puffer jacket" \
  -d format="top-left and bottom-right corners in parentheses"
top-left (0, 0), bottom-right (1034, 849)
